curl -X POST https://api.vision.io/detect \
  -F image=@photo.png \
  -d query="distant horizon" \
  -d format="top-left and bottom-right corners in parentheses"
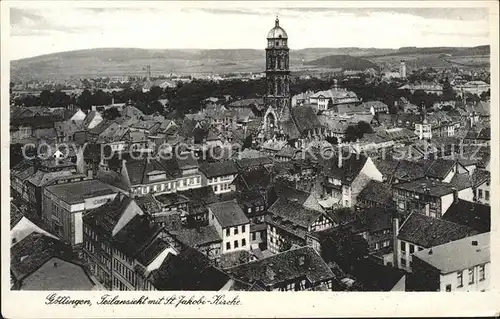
top-left (11, 44), bottom-right (491, 62)
top-left (10, 6), bottom-right (490, 60)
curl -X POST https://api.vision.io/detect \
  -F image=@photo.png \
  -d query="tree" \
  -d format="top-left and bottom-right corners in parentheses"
top-left (320, 226), bottom-right (369, 273)
top-left (103, 107), bottom-right (121, 120)
top-left (78, 89), bottom-right (92, 111)
top-left (480, 89), bottom-right (490, 101)
top-left (357, 121), bottom-right (373, 135)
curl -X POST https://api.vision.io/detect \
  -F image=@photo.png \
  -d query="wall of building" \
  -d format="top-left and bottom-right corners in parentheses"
top-left (439, 262), bottom-right (490, 292)
top-left (221, 223), bottom-right (250, 254)
top-left (475, 181), bottom-right (490, 205)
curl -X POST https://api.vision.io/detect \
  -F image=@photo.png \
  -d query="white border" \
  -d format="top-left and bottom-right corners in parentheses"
top-left (2, 1), bottom-right (499, 318)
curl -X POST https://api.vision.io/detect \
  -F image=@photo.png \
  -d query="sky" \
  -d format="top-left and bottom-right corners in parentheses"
top-left (9, 3), bottom-right (491, 60)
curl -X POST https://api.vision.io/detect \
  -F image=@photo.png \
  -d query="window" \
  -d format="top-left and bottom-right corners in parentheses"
top-left (478, 189), bottom-right (483, 199)
top-left (226, 228), bottom-right (230, 236)
top-left (469, 268), bottom-right (475, 284)
top-left (401, 241), bottom-right (406, 252)
top-left (445, 284), bottom-right (452, 292)
top-left (401, 258), bottom-right (406, 267)
top-left (234, 240), bottom-right (239, 248)
top-left (247, 208), bottom-right (252, 213)
top-left (242, 239), bottom-right (246, 247)
top-left (418, 247), bottom-right (423, 251)
top-left (242, 225), bottom-right (246, 233)
top-left (234, 227), bottom-right (239, 235)
top-left (409, 244), bottom-right (415, 254)
top-left (457, 271), bottom-right (463, 287)
top-left (479, 264), bottom-right (485, 281)
top-left (485, 191), bottom-right (490, 201)
top-left (252, 233), bottom-right (256, 241)
top-left (226, 242), bottom-right (230, 250)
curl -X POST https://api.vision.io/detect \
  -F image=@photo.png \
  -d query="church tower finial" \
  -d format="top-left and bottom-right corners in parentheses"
top-left (275, 15), bottom-right (279, 26)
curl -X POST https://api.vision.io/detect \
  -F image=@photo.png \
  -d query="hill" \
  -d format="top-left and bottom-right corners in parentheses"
top-left (304, 55), bottom-right (379, 70)
top-left (10, 45), bottom-right (489, 81)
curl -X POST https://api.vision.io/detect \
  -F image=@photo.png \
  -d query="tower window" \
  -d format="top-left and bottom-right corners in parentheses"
top-left (276, 41), bottom-right (279, 46)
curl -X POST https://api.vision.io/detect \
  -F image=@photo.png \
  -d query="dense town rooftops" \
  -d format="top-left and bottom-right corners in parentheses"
top-left (413, 232), bottom-right (490, 274)
top-left (225, 246), bottom-right (334, 288)
top-left (397, 213), bottom-right (477, 248)
top-left (45, 179), bottom-right (116, 205)
top-left (208, 200), bottom-right (249, 228)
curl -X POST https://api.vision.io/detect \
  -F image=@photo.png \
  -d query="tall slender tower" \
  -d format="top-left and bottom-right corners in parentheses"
top-left (263, 16), bottom-right (291, 135)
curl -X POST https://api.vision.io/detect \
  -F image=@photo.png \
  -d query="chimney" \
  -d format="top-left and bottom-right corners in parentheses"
top-left (53, 261), bottom-right (58, 268)
top-left (392, 213), bottom-right (400, 268)
top-left (428, 249), bottom-right (433, 255)
top-left (451, 187), bottom-right (458, 203)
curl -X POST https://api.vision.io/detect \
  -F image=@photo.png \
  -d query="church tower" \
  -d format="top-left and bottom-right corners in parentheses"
top-left (263, 16), bottom-right (291, 136)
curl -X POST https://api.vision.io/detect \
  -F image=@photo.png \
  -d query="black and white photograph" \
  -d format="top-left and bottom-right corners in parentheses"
top-left (2, 1), bottom-right (499, 317)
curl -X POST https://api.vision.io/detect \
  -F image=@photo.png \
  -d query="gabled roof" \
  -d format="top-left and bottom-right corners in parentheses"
top-left (208, 200), bottom-right (249, 228)
top-left (398, 213), bottom-right (477, 248)
top-left (291, 106), bottom-right (322, 133)
top-left (199, 160), bottom-right (238, 178)
top-left (443, 199), bottom-right (490, 233)
top-left (112, 214), bottom-right (163, 258)
top-left (268, 197), bottom-right (324, 229)
top-left (83, 194), bottom-right (136, 235)
top-left (11, 233), bottom-right (72, 281)
top-left (325, 153), bottom-right (368, 185)
top-left (357, 180), bottom-right (393, 207)
top-left (169, 226), bottom-right (222, 247)
top-left (225, 246), bottom-right (335, 288)
top-left (424, 158), bottom-right (456, 179)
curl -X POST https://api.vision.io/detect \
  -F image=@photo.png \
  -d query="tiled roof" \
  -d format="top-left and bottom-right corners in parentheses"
top-left (351, 206), bottom-right (393, 233)
top-left (11, 233), bottom-right (71, 281)
top-left (199, 160), bottom-right (238, 178)
top-left (208, 200), bottom-right (249, 228)
top-left (357, 180), bottom-right (393, 207)
top-left (325, 153), bottom-right (368, 185)
top-left (424, 159), bottom-right (456, 179)
top-left (136, 238), bottom-right (170, 266)
top-left (443, 199), bottom-right (490, 233)
top-left (26, 170), bottom-right (74, 187)
top-left (471, 169), bottom-right (490, 187)
top-left (169, 226), bottom-right (222, 247)
top-left (397, 213), bottom-right (477, 248)
top-left (268, 197), bottom-right (324, 229)
top-left (112, 214), bottom-right (163, 258)
top-left (83, 194), bottom-right (135, 235)
top-left (394, 178), bottom-right (456, 197)
top-left (291, 106), bottom-right (322, 133)
top-left (225, 246), bottom-right (335, 288)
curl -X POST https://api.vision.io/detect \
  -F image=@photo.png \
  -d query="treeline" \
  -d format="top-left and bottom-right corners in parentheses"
top-left (12, 76), bottom-right (489, 119)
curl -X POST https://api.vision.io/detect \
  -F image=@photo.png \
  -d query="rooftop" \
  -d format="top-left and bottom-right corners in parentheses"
top-left (413, 232), bottom-right (490, 274)
top-left (45, 179), bottom-right (116, 205)
top-left (398, 213), bottom-right (477, 248)
top-left (443, 199), bottom-right (490, 233)
top-left (169, 226), bottom-right (222, 247)
top-left (225, 246), bottom-right (335, 288)
top-left (208, 200), bottom-right (249, 228)
top-left (394, 178), bottom-right (456, 197)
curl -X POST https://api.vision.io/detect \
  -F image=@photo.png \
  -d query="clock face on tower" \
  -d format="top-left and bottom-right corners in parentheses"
top-left (264, 16), bottom-right (291, 133)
